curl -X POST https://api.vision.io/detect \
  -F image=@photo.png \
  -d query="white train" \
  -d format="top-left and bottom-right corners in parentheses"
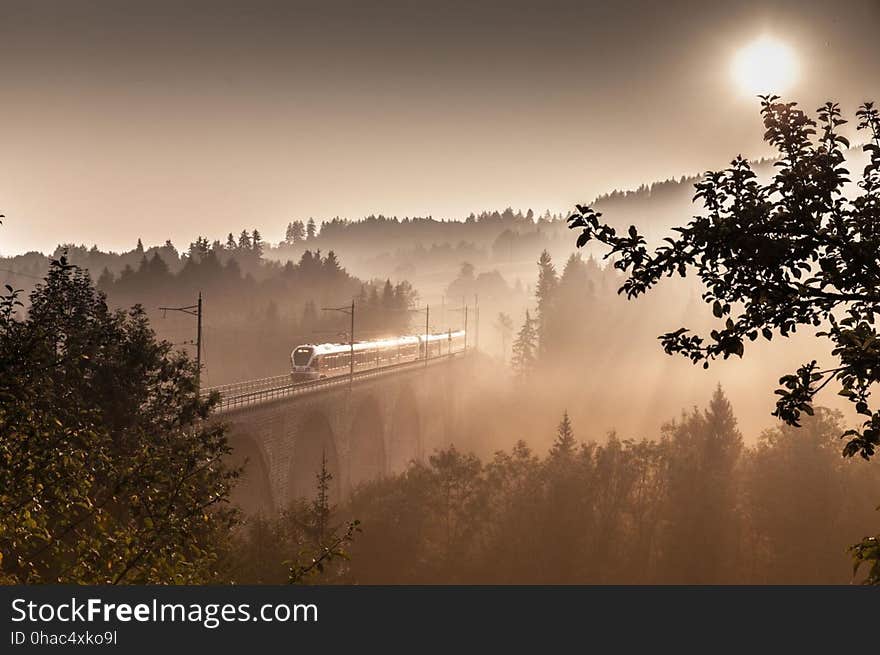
top-left (290, 330), bottom-right (466, 382)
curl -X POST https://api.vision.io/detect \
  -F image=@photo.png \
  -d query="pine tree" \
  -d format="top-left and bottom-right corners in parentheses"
top-left (660, 384), bottom-right (743, 583)
top-left (188, 236), bottom-right (209, 260)
top-left (322, 250), bottom-right (342, 277)
top-left (288, 449), bottom-right (360, 585)
top-left (495, 312), bottom-right (514, 359)
top-left (285, 221), bottom-right (306, 244)
top-left (251, 229), bottom-right (263, 256)
top-left (703, 383), bottom-right (743, 473)
top-left (225, 233), bottom-right (237, 250)
top-left (306, 217), bottom-right (317, 240)
top-left (550, 410), bottom-right (577, 458)
top-left (535, 250), bottom-right (558, 353)
top-left (97, 267), bottom-right (114, 290)
top-left (511, 310), bottom-right (538, 378)
top-left (238, 230), bottom-right (252, 250)
top-left (560, 253), bottom-right (588, 287)
top-left (312, 451), bottom-right (332, 544)
top-left (381, 279), bottom-right (394, 310)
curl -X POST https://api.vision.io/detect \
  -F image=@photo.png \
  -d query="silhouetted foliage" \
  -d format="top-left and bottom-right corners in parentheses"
top-left (228, 453), bottom-right (360, 585)
top-left (0, 258), bottom-right (237, 583)
top-left (307, 392), bottom-right (879, 584)
top-left (568, 96), bottom-right (880, 582)
top-left (511, 310), bottom-right (538, 378)
top-left (550, 411), bottom-right (577, 458)
top-left (535, 249), bottom-right (558, 353)
top-left (54, 241), bottom-right (417, 383)
top-left (285, 220), bottom-right (306, 245)
top-left (660, 385), bottom-right (743, 583)
top-left (494, 312), bottom-right (514, 360)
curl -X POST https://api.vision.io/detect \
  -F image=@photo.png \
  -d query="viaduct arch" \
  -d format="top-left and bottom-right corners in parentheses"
top-left (222, 356), bottom-right (471, 514)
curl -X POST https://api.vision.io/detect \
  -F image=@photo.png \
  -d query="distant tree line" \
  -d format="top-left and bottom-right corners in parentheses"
top-left (2, 230), bottom-right (421, 384)
top-left (97, 241), bottom-right (418, 382)
top-left (231, 388), bottom-right (880, 584)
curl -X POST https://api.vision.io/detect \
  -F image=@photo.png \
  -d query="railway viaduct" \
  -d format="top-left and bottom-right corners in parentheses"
top-left (213, 354), bottom-right (473, 514)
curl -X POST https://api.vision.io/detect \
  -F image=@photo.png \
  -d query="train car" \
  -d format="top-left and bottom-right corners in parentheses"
top-left (290, 330), bottom-right (466, 383)
top-left (419, 330), bottom-right (466, 359)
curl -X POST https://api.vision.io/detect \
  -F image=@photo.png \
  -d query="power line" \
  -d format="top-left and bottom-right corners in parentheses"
top-left (322, 301), bottom-right (355, 389)
top-left (159, 292), bottom-right (203, 391)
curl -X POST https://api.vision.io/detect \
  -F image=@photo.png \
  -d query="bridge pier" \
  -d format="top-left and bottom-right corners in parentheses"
top-left (221, 355), bottom-right (472, 514)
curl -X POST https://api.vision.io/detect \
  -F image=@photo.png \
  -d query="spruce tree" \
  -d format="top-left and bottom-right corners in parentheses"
top-left (251, 229), bottom-right (263, 256)
top-left (535, 250), bottom-right (558, 353)
top-left (551, 410), bottom-right (577, 458)
top-left (495, 312), bottom-right (514, 359)
top-left (323, 250), bottom-right (343, 277)
top-left (312, 451), bottom-right (332, 544)
top-left (511, 310), bottom-right (538, 378)
top-left (285, 221), bottom-right (306, 245)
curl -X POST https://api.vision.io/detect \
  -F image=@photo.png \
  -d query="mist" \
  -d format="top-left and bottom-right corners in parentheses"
top-left (3, 0), bottom-right (880, 587)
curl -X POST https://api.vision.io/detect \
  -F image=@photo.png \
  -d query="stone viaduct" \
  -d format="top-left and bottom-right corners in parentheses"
top-left (217, 355), bottom-right (473, 514)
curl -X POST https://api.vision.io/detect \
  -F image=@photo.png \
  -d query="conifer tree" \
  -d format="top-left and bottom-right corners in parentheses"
top-left (495, 312), bottom-right (514, 359)
top-left (551, 411), bottom-right (577, 458)
top-left (535, 250), bottom-right (558, 352)
top-left (312, 451), bottom-right (332, 544)
top-left (661, 385), bottom-right (743, 583)
top-left (322, 250), bottom-right (343, 277)
top-left (251, 229), bottom-right (263, 257)
top-left (285, 220), bottom-right (306, 244)
top-left (511, 310), bottom-right (538, 378)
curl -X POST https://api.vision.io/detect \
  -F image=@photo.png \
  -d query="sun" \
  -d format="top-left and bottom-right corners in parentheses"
top-left (732, 36), bottom-right (798, 96)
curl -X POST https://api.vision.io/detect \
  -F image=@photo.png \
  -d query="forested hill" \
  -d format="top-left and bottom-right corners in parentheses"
top-left (267, 155), bottom-right (796, 279)
top-left (0, 152), bottom-right (824, 387)
top-left (269, 174), bottom-right (705, 276)
top-left (1, 152), bottom-right (787, 287)
top-left (0, 241), bottom-right (418, 386)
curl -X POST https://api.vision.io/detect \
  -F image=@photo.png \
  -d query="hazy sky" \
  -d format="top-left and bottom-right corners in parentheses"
top-left (1, 0), bottom-right (878, 254)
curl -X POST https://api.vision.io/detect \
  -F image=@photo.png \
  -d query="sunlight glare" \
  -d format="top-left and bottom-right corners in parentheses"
top-left (732, 36), bottom-right (798, 96)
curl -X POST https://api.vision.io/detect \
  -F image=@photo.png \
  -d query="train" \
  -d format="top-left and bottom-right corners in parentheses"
top-left (290, 330), bottom-right (467, 382)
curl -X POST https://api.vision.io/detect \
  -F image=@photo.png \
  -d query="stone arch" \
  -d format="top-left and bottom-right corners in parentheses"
top-left (228, 436), bottom-right (274, 516)
top-left (388, 387), bottom-right (422, 474)
top-left (348, 396), bottom-right (386, 491)
top-left (289, 411), bottom-right (340, 503)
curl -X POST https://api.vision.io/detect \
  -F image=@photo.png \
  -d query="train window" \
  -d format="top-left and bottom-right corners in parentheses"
top-left (293, 347), bottom-right (313, 366)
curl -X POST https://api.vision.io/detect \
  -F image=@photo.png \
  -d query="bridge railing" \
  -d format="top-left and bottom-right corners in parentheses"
top-left (203, 351), bottom-right (466, 413)
top-left (201, 373), bottom-right (292, 400)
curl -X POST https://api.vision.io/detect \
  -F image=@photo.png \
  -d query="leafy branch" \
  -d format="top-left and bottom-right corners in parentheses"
top-left (569, 97), bottom-right (880, 460)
